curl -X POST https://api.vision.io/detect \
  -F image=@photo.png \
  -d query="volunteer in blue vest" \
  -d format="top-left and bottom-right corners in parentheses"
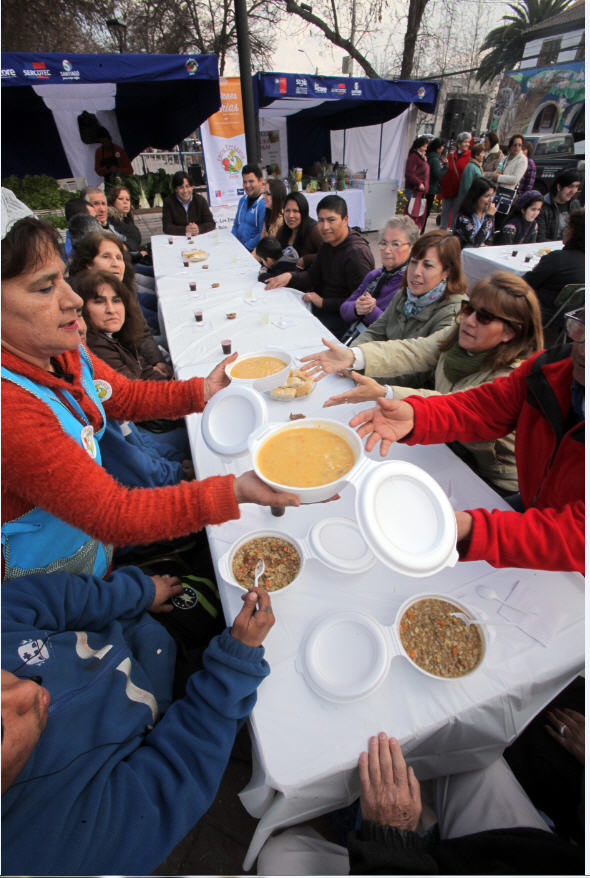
top-left (231, 164), bottom-right (266, 250)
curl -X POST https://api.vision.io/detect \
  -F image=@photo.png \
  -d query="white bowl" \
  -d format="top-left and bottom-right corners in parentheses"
top-left (393, 592), bottom-right (487, 681)
top-left (226, 348), bottom-right (291, 392)
top-left (249, 417), bottom-right (364, 503)
top-left (217, 529), bottom-right (304, 596)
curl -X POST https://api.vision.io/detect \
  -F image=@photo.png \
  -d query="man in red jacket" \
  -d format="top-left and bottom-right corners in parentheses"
top-left (350, 308), bottom-right (585, 574)
top-left (439, 131), bottom-right (471, 230)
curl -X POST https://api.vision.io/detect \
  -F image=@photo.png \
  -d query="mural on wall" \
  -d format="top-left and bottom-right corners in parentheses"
top-left (491, 61), bottom-right (584, 143)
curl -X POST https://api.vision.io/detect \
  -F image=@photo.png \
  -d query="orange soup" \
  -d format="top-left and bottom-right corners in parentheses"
top-left (231, 356), bottom-right (286, 379)
top-left (257, 427), bottom-right (355, 487)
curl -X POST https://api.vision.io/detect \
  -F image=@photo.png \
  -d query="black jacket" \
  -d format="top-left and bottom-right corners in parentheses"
top-left (523, 244), bottom-right (584, 319)
top-left (162, 193), bottom-right (216, 236)
top-left (536, 193), bottom-right (581, 242)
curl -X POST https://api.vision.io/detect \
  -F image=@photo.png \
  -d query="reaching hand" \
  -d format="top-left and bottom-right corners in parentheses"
top-left (265, 272), bottom-right (293, 290)
top-left (349, 398), bottom-right (415, 456)
top-left (324, 372), bottom-right (385, 408)
top-left (233, 470), bottom-right (300, 509)
top-left (302, 291), bottom-right (323, 308)
top-left (231, 587), bottom-right (275, 647)
top-left (359, 733), bottom-right (422, 831)
top-left (545, 708), bottom-right (585, 764)
top-left (299, 337), bottom-right (355, 380)
top-left (204, 353), bottom-right (238, 401)
top-left (149, 575), bottom-right (184, 613)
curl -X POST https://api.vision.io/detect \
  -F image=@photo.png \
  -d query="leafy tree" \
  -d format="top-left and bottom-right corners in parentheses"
top-left (1, 0), bottom-right (111, 51)
top-left (476, 0), bottom-right (575, 85)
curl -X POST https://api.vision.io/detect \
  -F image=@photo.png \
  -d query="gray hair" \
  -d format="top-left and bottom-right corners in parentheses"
top-left (380, 215), bottom-right (420, 247)
top-left (457, 131), bottom-right (471, 144)
top-left (80, 186), bottom-right (103, 203)
top-left (69, 214), bottom-right (102, 248)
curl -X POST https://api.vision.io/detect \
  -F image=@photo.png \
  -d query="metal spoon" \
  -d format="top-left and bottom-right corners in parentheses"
top-left (253, 559), bottom-right (265, 589)
top-left (450, 611), bottom-right (518, 627)
top-left (476, 583), bottom-right (537, 615)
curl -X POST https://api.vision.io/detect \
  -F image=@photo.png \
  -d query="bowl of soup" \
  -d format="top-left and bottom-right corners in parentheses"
top-left (217, 530), bottom-right (304, 596)
top-left (394, 593), bottom-right (487, 680)
top-left (226, 349), bottom-right (291, 392)
top-left (249, 418), bottom-right (363, 503)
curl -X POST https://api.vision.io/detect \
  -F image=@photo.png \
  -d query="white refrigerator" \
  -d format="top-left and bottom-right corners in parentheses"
top-left (351, 179), bottom-right (399, 231)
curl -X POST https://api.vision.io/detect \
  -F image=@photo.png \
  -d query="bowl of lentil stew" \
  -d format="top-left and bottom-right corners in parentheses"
top-left (394, 593), bottom-right (487, 680)
top-left (217, 530), bottom-right (305, 595)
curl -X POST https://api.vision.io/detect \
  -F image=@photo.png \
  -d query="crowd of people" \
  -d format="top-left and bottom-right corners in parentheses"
top-left (0, 139), bottom-right (584, 875)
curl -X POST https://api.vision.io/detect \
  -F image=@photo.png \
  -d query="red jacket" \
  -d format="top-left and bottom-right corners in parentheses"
top-left (1, 346), bottom-right (239, 554)
top-left (405, 347), bottom-right (584, 573)
top-left (404, 151), bottom-right (430, 194)
top-left (439, 149), bottom-right (471, 199)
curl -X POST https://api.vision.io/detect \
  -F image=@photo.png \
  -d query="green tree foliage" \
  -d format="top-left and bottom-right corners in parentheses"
top-left (477, 0), bottom-right (575, 85)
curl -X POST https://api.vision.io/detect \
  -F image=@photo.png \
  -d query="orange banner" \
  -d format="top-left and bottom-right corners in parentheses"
top-left (208, 77), bottom-right (245, 139)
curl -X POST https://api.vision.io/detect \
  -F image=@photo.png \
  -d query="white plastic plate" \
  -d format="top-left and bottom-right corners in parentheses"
top-left (201, 385), bottom-right (267, 455)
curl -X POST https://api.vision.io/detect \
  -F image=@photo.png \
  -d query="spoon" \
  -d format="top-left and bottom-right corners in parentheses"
top-left (450, 611), bottom-right (517, 627)
top-left (476, 583), bottom-right (537, 615)
top-left (253, 559), bottom-right (265, 589)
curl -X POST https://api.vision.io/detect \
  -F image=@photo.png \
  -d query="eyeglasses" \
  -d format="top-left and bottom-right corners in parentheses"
top-left (378, 240), bottom-right (409, 250)
top-left (459, 300), bottom-right (523, 329)
top-left (565, 309), bottom-right (585, 343)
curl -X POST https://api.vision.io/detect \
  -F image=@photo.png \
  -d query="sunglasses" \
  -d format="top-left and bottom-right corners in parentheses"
top-left (565, 309), bottom-right (584, 343)
top-left (459, 300), bottom-right (522, 329)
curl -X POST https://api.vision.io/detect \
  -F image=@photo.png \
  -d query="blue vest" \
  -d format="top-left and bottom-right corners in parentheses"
top-left (1, 347), bottom-right (113, 580)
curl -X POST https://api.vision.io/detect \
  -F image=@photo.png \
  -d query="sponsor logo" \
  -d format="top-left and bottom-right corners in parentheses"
top-left (186, 57), bottom-right (199, 74)
top-left (1, 68), bottom-right (17, 78)
top-left (416, 86), bottom-right (426, 99)
top-left (237, 187), bottom-right (245, 195)
top-left (279, 76), bottom-right (287, 93)
top-left (313, 81), bottom-right (327, 94)
top-left (295, 77), bottom-right (308, 95)
top-left (351, 81), bottom-right (362, 96)
top-left (331, 81), bottom-right (347, 94)
top-left (60, 58), bottom-right (80, 80)
top-left (215, 189), bottom-right (222, 198)
top-left (23, 61), bottom-right (51, 79)
top-left (218, 144), bottom-right (245, 175)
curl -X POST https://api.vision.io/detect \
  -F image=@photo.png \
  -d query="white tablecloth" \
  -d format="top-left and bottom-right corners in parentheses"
top-left (154, 229), bottom-right (584, 872)
top-left (303, 188), bottom-right (366, 230)
top-left (462, 241), bottom-right (563, 289)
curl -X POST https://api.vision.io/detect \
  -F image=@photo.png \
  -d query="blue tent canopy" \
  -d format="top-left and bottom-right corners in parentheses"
top-left (1, 52), bottom-right (221, 179)
top-left (253, 72), bottom-right (439, 169)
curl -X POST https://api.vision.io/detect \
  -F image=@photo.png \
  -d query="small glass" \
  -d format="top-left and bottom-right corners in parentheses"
top-left (270, 506), bottom-right (285, 517)
top-left (168, 237), bottom-right (174, 245)
top-left (221, 339), bottom-right (232, 354)
top-left (189, 282), bottom-right (197, 292)
top-left (260, 312), bottom-right (270, 326)
top-left (183, 259), bottom-right (189, 268)
top-left (511, 250), bottom-right (518, 257)
top-left (194, 310), bottom-right (203, 323)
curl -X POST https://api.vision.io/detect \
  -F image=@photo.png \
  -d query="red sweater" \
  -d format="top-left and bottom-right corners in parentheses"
top-left (439, 149), bottom-right (471, 199)
top-left (404, 151), bottom-right (430, 194)
top-left (405, 348), bottom-right (584, 573)
top-left (1, 347), bottom-right (239, 551)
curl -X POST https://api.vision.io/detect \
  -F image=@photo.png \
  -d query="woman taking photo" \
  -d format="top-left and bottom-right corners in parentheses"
top-left (276, 191), bottom-right (323, 269)
top-left (162, 171), bottom-right (216, 237)
top-left (495, 190), bottom-right (543, 245)
top-left (320, 272), bottom-right (544, 495)
top-left (1, 218), bottom-right (298, 581)
top-left (302, 230), bottom-right (466, 389)
top-left (339, 216), bottom-right (419, 336)
top-left (404, 136), bottom-right (430, 232)
top-left (454, 177), bottom-right (497, 249)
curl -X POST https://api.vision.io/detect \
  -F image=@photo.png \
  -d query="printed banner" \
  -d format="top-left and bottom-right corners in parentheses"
top-left (201, 76), bottom-right (247, 206)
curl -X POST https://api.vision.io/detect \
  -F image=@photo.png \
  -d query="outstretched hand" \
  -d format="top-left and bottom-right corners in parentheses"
top-left (204, 352), bottom-right (238, 401)
top-left (350, 398), bottom-right (415, 456)
top-left (324, 372), bottom-right (385, 408)
top-left (233, 470), bottom-right (300, 509)
top-left (265, 272), bottom-right (293, 291)
top-left (231, 586), bottom-right (275, 647)
top-left (299, 337), bottom-right (354, 380)
top-left (359, 733), bottom-right (422, 831)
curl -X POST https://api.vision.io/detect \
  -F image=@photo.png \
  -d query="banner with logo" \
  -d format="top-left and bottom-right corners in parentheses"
top-left (201, 77), bottom-right (247, 207)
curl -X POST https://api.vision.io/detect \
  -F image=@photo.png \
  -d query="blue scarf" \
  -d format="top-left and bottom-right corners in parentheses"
top-left (403, 278), bottom-right (448, 317)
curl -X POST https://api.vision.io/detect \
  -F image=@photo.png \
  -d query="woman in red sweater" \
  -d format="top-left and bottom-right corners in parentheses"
top-left (404, 136), bottom-right (430, 233)
top-left (1, 218), bottom-right (298, 580)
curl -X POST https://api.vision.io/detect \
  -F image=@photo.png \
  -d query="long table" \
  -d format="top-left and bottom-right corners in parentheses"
top-left (153, 230), bottom-right (584, 871)
top-left (462, 240), bottom-right (563, 289)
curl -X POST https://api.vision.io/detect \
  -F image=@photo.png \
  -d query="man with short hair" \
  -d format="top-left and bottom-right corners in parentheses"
top-left (1, 567), bottom-right (275, 874)
top-left (231, 164), bottom-right (266, 250)
top-left (81, 186), bottom-right (108, 226)
top-left (265, 194), bottom-right (375, 338)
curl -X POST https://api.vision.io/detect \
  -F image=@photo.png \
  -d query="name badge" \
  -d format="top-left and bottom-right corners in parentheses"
top-left (94, 379), bottom-right (112, 402)
top-left (81, 425), bottom-right (97, 459)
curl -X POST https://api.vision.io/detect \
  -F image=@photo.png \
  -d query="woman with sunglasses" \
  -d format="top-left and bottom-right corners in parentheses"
top-left (320, 272), bottom-right (543, 495)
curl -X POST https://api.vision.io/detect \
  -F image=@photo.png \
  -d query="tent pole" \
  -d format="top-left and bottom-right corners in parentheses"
top-left (343, 129), bottom-right (346, 166)
top-left (178, 144), bottom-right (185, 173)
top-left (377, 123), bottom-right (383, 180)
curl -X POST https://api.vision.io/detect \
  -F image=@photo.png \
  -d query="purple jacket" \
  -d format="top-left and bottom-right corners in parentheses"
top-left (340, 265), bottom-right (406, 325)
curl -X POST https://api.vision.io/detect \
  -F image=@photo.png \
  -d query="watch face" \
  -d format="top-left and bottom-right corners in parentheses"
top-left (172, 585), bottom-right (199, 610)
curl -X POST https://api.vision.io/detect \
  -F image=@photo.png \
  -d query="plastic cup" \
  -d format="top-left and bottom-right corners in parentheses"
top-left (183, 259), bottom-right (189, 268)
top-left (511, 250), bottom-right (518, 257)
top-left (260, 312), bottom-right (270, 326)
top-left (189, 282), bottom-right (197, 292)
top-left (194, 310), bottom-right (203, 323)
top-left (221, 339), bottom-right (232, 355)
top-left (270, 506), bottom-right (285, 517)
top-left (168, 238), bottom-right (173, 245)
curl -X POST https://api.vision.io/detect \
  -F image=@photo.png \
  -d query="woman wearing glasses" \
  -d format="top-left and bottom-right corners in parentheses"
top-left (308, 273), bottom-right (543, 496)
top-left (340, 216), bottom-right (419, 335)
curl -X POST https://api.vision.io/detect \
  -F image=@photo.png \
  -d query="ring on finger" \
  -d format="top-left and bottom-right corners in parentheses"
top-left (559, 723), bottom-right (567, 737)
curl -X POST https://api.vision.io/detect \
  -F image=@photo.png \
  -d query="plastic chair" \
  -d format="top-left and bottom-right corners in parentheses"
top-left (543, 283), bottom-right (585, 346)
